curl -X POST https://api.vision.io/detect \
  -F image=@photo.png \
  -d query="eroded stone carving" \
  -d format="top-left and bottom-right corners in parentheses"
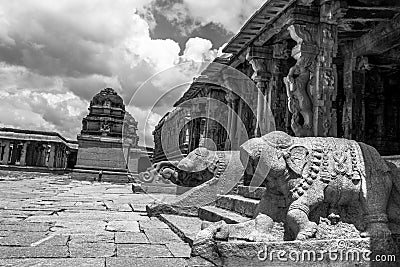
top-left (138, 148), bottom-right (219, 187)
top-left (284, 24), bottom-right (318, 137)
top-left (195, 131), bottom-right (400, 249)
top-left (147, 147), bottom-right (244, 216)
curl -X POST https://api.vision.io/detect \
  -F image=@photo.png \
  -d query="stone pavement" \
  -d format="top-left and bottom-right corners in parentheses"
top-left (0, 170), bottom-right (201, 267)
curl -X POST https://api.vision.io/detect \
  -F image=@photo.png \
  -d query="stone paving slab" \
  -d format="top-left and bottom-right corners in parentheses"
top-left (106, 257), bottom-right (187, 267)
top-left (105, 220), bottom-right (140, 232)
top-left (0, 233), bottom-right (68, 246)
top-left (144, 228), bottom-right (183, 244)
top-left (69, 242), bottom-right (116, 257)
top-left (0, 246), bottom-right (69, 258)
top-left (0, 258), bottom-right (105, 267)
top-left (0, 172), bottom-right (195, 265)
top-left (116, 244), bottom-right (173, 257)
top-left (115, 232), bottom-right (149, 244)
top-left (70, 233), bottom-right (115, 243)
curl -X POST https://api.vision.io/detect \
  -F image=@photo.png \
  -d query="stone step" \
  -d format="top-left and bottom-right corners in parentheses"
top-left (236, 185), bottom-right (265, 200)
top-left (158, 214), bottom-right (203, 246)
top-left (216, 195), bottom-right (259, 218)
top-left (198, 206), bottom-right (250, 224)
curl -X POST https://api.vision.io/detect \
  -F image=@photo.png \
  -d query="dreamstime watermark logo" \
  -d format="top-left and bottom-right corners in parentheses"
top-left (121, 60), bottom-right (276, 205)
top-left (257, 240), bottom-right (396, 263)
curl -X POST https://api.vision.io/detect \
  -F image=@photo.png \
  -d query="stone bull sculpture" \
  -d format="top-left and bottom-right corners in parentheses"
top-left (196, 131), bottom-right (400, 244)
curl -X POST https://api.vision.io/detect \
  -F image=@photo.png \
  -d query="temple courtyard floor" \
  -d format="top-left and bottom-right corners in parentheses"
top-left (0, 171), bottom-right (199, 267)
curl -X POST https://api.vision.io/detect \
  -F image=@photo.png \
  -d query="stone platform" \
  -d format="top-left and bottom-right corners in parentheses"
top-left (0, 170), bottom-right (207, 267)
top-left (192, 238), bottom-right (399, 267)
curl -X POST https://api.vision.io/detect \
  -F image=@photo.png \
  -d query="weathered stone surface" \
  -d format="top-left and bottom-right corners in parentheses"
top-left (236, 185), bottom-right (265, 200)
top-left (0, 172), bottom-right (196, 264)
top-left (116, 244), bottom-right (172, 257)
top-left (165, 242), bottom-right (191, 258)
top-left (69, 242), bottom-right (116, 257)
top-left (69, 233), bottom-right (114, 243)
top-left (0, 258), bottom-right (104, 267)
top-left (147, 149), bottom-right (244, 217)
top-left (144, 228), bottom-right (183, 244)
top-left (139, 217), bottom-right (169, 229)
top-left (193, 238), bottom-right (381, 267)
top-left (0, 222), bottom-right (52, 232)
top-left (0, 246), bottom-right (69, 258)
top-left (0, 233), bottom-right (68, 246)
top-left (115, 232), bottom-right (149, 244)
top-left (159, 214), bottom-right (203, 245)
top-left (106, 220), bottom-right (140, 232)
top-left (106, 257), bottom-right (187, 267)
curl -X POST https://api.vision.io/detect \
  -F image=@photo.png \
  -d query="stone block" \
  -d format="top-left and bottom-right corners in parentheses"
top-left (106, 257), bottom-right (187, 267)
top-left (115, 232), bottom-right (149, 244)
top-left (144, 228), bottom-right (182, 244)
top-left (116, 244), bottom-right (172, 257)
top-left (69, 242), bottom-right (116, 257)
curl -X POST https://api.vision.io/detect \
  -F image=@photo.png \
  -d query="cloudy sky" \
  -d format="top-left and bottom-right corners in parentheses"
top-left (0, 0), bottom-right (264, 146)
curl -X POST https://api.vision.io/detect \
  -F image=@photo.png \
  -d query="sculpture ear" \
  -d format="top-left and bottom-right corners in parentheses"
top-left (284, 145), bottom-right (309, 175)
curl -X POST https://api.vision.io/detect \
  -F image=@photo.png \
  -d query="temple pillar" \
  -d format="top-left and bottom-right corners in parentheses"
top-left (1, 141), bottom-right (10, 165)
top-left (48, 144), bottom-right (56, 168)
top-left (19, 141), bottom-right (28, 166)
top-left (228, 93), bottom-right (240, 150)
top-left (342, 45), bottom-right (356, 139)
top-left (314, 0), bottom-right (345, 137)
top-left (246, 46), bottom-right (272, 137)
top-left (272, 41), bottom-right (291, 132)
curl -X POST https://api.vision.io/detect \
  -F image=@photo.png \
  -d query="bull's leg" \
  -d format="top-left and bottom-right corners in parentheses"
top-left (287, 186), bottom-right (325, 240)
top-left (287, 197), bottom-right (317, 240)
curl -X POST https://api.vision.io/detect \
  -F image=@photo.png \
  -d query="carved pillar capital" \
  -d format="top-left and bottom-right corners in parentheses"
top-left (246, 46), bottom-right (273, 83)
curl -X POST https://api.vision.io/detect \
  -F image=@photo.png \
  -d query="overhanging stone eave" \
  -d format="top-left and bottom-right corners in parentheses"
top-left (222, 0), bottom-right (296, 58)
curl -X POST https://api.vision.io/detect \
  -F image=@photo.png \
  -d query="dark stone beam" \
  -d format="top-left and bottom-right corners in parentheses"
top-left (351, 14), bottom-right (400, 56)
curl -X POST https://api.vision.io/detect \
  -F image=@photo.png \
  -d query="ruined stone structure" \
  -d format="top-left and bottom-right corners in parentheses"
top-left (0, 128), bottom-right (77, 171)
top-left (73, 88), bottom-right (148, 182)
top-left (146, 1), bottom-right (400, 265)
top-left (153, 0), bottom-right (400, 161)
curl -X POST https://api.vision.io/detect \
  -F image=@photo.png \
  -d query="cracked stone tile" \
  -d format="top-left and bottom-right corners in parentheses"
top-left (116, 244), bottom-right (172, 257)
top-left (0, 233), bottom-right (68, 246)
top-left (115, 232), bottom-right (149, 244)
top-left (106, 257), bottom-right (187, 267)
top-left (69, 233), bottom-right (114, 243)
top-left (106, 221), bottom-right (140, 232)
top-left (165, 242), bottom-right (191, 258)
top-left (139, 218), bottom-right (169, 229)
top-left (0, 258), bottom-right (104, 267)
top-left (0, 246), bottom-right (69, 258)
top-left (69, 242), bottom-right (116, 257)
top-left (144, 228), bottom-right (182, 244)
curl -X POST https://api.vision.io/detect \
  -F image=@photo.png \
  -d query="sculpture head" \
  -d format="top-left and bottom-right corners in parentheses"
top-left (177, 147), bottom-right (216, 173)
top-left (240, 131), bottom-right (307, 183)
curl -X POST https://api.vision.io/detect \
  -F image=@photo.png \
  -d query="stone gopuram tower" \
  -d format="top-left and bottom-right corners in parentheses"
top-left (72, 88), bottom-right (138, 182)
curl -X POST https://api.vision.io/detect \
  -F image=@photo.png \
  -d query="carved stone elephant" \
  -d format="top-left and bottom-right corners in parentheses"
top-left (140, 148), bottom-right (216, 187)
top-left (239, 131), bottom-right (400, 241)
top-left (147, 147), bottom-right (244, 216)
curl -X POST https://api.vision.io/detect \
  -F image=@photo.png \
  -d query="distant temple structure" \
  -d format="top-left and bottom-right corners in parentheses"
top-left (153, 0), bottom-right (400, 161)
top-left (73, 88), bottom-right (151, 182)
top-left (0, 128), bottom-right (78, 171)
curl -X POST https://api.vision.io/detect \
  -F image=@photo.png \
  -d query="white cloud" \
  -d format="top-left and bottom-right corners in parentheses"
top-left (0, 1), bottom-right (224, 145)
top-left (144, 0), bottom-right (265, 34)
